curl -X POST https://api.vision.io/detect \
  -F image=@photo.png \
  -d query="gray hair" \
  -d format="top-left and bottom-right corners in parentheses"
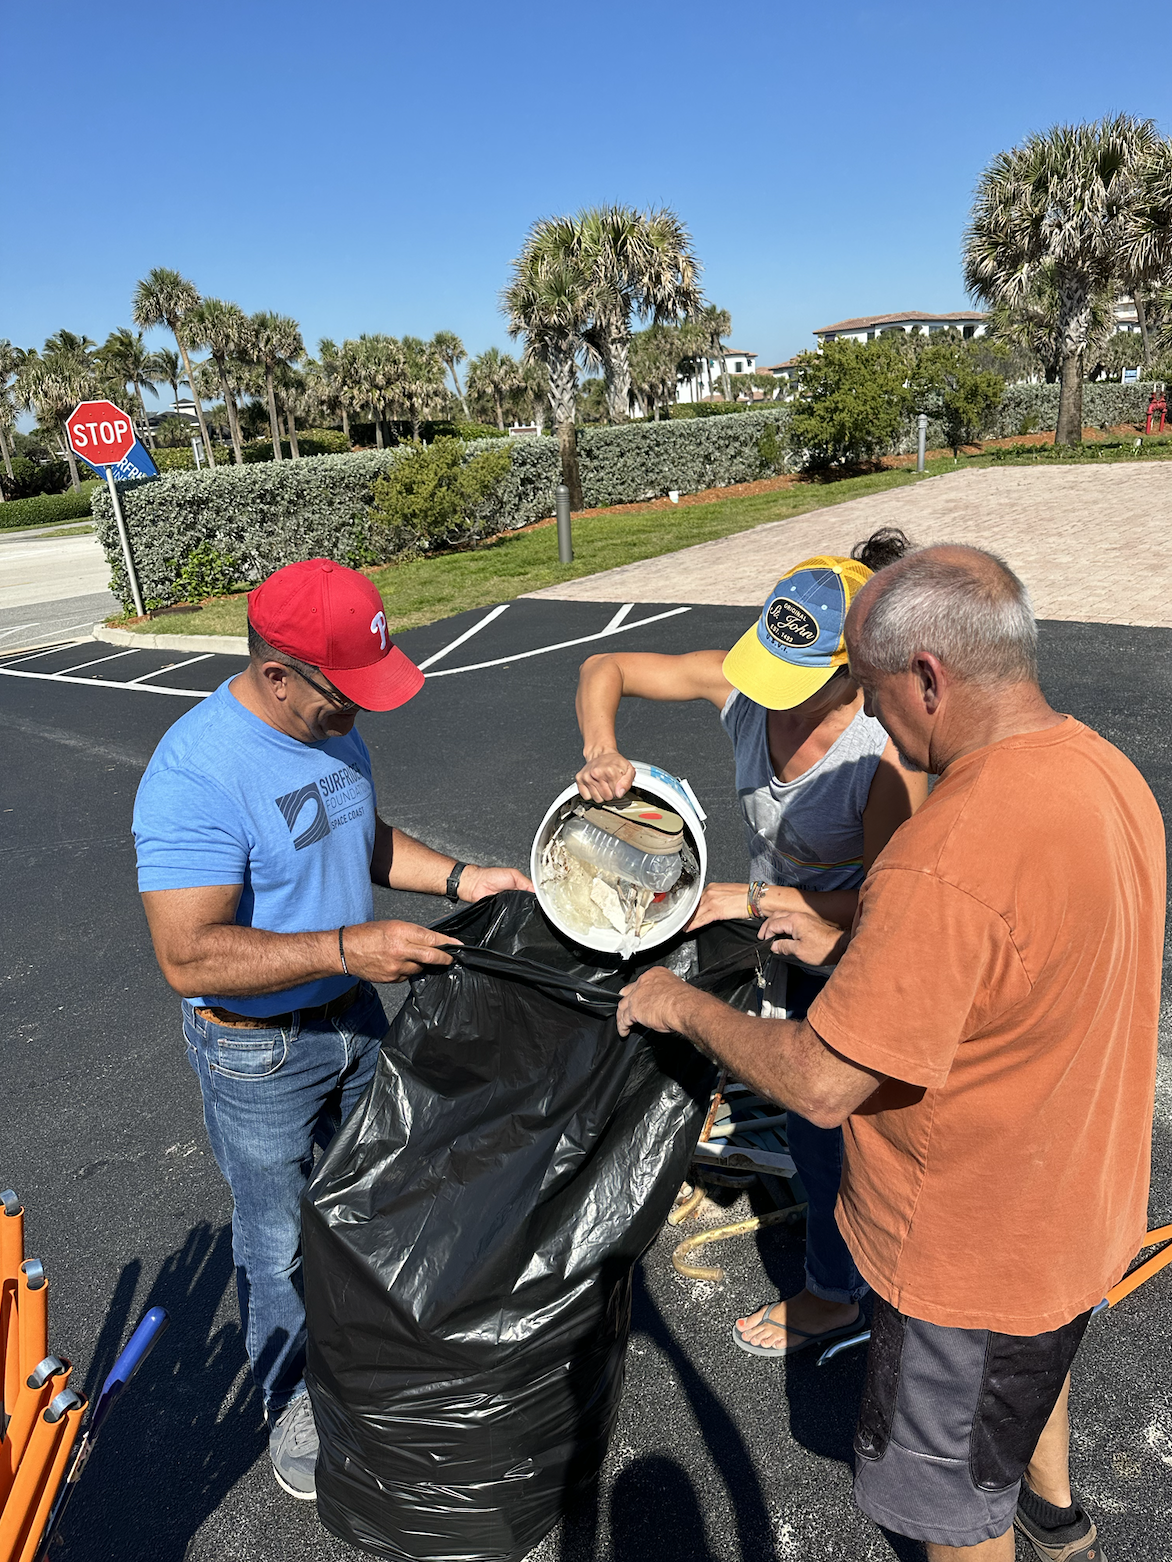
top-left (851, 546), bottom-right (1038, 684)
top-left (247, 620), bottom-right (322, 679)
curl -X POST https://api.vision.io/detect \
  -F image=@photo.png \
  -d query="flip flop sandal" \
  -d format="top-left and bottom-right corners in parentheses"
top-left (1013, 1514), bottom-right (1104, 1561)
top-left (732, 1303), bottom-right (864, 1359)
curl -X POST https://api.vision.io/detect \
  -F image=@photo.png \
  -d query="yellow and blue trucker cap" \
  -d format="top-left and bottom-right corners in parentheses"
top-left (722, 555), bottom-right (873, 710)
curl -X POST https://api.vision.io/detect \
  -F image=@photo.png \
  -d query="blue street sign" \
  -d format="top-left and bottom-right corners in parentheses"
top-left (78, 438), bottom-right (159, 481)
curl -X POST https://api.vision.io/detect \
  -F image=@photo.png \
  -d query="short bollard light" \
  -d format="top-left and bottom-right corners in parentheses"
top-left (555, 483), bottom-right (573, 564)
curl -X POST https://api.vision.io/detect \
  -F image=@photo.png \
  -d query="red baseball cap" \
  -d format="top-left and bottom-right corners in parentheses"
top-left (248, 559), bottom-right (424, 712)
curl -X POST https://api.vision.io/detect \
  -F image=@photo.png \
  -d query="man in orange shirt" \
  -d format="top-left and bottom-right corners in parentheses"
top-left (617, 545), bottom-right (1165, 1562)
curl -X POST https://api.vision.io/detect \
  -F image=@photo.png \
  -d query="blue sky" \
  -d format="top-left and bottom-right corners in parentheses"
top-left (6, 0), bottom-right (1168, 407)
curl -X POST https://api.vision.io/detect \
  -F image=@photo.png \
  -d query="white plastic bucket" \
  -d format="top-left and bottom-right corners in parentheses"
top-left (531, 761), bottom-right (708, 956)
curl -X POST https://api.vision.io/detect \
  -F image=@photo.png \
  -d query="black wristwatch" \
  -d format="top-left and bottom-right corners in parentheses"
top-left (445, 862), bottom-right (469, 901)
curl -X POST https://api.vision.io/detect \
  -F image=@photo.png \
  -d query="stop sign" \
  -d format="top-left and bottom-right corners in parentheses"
top-left (66, 400), bottom-right (137, 467)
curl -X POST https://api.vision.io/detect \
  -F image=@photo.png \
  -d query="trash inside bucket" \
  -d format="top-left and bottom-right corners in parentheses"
top-left (531, 762), bottom-right (707, 957)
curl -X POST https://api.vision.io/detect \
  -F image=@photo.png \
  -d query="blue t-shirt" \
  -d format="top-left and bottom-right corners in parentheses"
top-left (133, 679), bottom-right (377, 1016)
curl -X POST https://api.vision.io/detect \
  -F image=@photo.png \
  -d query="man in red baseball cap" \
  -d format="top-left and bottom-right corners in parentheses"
top-left (133, 559), bottom-right (531, 1500)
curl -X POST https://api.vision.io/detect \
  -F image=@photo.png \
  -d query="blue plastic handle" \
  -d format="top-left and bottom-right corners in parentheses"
top-left (90, 1306), bottom-right (169, 1432)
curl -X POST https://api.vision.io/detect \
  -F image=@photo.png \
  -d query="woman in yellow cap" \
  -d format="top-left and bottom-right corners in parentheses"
top-left (574, 527), bottom-right (928, 1357)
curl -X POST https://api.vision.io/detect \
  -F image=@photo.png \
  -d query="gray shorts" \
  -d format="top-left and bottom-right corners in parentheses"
top-left (853, 1295), bottom-right (1091, 1548)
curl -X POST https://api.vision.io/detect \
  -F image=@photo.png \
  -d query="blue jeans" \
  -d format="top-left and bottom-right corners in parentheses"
top-left (183, 982), bottom-right (387, 1416)
top-left (772, 964), bottom-right (868, 1308)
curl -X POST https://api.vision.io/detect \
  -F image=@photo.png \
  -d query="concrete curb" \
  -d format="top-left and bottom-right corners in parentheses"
top-left (94, 623), bottom-right (249, 656)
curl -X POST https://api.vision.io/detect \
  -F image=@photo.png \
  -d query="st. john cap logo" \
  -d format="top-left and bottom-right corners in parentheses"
top-left (765, 597), bottom-right (819, 649)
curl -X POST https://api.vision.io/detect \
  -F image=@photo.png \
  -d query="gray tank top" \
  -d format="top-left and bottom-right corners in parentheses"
top-left (720, 691), bottom-right (890, 891)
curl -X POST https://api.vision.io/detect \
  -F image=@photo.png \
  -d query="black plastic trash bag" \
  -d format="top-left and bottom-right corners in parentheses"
top-left (302, 890), bottom-right (764, 1562)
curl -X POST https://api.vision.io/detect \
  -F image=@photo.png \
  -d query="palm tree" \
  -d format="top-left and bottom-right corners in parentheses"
top-left (354, 334), bottom-right (404, 448)
top-left (17, 362), bottom-right (88, 490)
top-left (247, 312), bottom-right (304, 460)
top-left (964, 116), bottom-right (1172, 445)
top-left (42, 330), bottom-right (97, 367)
top-left (519, 359), bottom-right (550, 431)
top-left (150, 347), bottom-right (187, 412)
top-left (393, 337), bottom-right (447, 441)
top-left (986, 266), bottom-right (1115, 384)
top-left (505, 219), bottom-right (594, 508)
top-left (98, 328), bottom-right (158, 446)
top-left (274, 365), bottom-right (317, 458)
top-left (186, 299), bottom-right (250, 463)
top-left (630, 323), bottom-right (686, 420)
top-left (698, 305), bottom-right (733, 401)
top-left (0, 341), bottom-right (26, 484)
top-left (311, 338), bottom-right (355, 443)
top-left (432, 331), bottom-right (470, 418)
top-left (132, 267), bottom-right (216, 461)
top-left (466, 346), bottom-right (525, 430)
top-left (1119, 142), bottom-right (1172, 367)
top-left (578, 206), bottom-right (703, 422)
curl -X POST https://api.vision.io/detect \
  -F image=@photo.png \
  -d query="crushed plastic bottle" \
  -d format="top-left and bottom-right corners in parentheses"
top-left (559, 816), bottom-right (683, 893)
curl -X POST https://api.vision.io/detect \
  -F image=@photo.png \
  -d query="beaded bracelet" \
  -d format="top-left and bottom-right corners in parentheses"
top-left (747, 881), bottom-right (768, 919)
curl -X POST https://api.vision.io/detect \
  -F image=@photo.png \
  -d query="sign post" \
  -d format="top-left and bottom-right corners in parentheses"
top-left (65, 400), bottom-right (146, 619)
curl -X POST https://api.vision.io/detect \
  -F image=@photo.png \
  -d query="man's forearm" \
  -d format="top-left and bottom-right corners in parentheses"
top-left (385, 827), bottom-right (460, 895)
top-left (665, 985), bottom-right (883, 1129)
top-left (157, 924), bottom-right (343, 999)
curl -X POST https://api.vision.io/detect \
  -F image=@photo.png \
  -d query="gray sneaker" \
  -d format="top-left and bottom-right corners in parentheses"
top-left (269, 1393), bottom-right (318, 1500)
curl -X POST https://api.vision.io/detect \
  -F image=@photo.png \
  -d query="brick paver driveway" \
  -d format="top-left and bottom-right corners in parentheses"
top-left (528, 464), bottom-right (1172, 626)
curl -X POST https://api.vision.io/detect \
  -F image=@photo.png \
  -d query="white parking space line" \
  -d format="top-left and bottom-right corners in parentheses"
top-left (0, 603), bottom-right (694, 699)
top-left (0, 623), bottom-right (37, 642)
top-left (0, 642), bottom-right (84, 667)
top-left (127, 653), bottom-right (216, 684)
top-left (416, 603), bottom-right (511, 671)
top-left (0, 668), bottom-right (211, 697)
top-left (424, 606), bottom-right (691, 678)
top-left (51, 648), bottom-right (143, 676)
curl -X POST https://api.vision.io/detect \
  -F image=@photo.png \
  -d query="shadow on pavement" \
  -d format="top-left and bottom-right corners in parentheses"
top-left (630, 1267), bottom-right (779, 1561)
top-left (609, 1454), bottom-right (717, 1560)
top-left (758, 1214), bottom-right (928, 1561)
top-left (57, 1222), bottom-right (265, 1562)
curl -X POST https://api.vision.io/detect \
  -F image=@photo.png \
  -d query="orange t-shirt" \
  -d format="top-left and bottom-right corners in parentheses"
top-left (808, 717), bottom-right (1166, 1334)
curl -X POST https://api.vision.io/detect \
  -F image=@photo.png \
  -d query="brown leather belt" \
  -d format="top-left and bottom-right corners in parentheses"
top-left (194, 984), bottom-right (360, 1030)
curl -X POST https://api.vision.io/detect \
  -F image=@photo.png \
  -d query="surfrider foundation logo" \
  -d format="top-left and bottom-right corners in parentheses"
top-left (765, 597), bottom-right (819, 649)
top-left (275, 783), bottom-right (332, 850)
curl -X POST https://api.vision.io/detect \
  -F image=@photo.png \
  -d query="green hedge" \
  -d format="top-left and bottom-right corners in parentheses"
top-left (893, 379), bottom-right (1165, 454)
top-left (91, 408), bottom-right (791, 610)
top-left (465, 406), bottom-right (790, 526)
top-left (669, 401), bottom-right (751, 419)
top-left (0, 487), bottom-right (95, 530)
top-left (91, 450), bottom-right (407, 610)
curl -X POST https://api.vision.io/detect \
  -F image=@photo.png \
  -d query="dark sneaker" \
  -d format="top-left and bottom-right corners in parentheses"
top-left (1014, 1507), bottom-right (1104, 1561)
top-left (269, 1393), bottom-right (318, 1500)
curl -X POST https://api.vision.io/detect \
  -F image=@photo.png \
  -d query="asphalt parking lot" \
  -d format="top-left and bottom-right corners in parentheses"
top-left (2, 599), bottom-right (1170, 1562)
